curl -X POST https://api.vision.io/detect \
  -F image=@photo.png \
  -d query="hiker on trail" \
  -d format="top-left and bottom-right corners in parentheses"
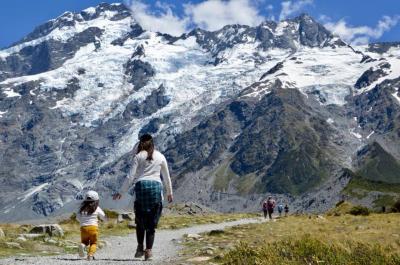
top-left (266, 196), bottom-right (276, 219)
top-left (262, 199), bottom-right (268, 219)
top-left (284, 204), bottom-right (289, 217)
top-left (278, 204), bottom-right (284, 217)
top-left (113, 134), bottom-right (173, 261)
top-left (76, 190), bottom-right (107, 261)
top-left (262, 196), bottom-right (276, 219)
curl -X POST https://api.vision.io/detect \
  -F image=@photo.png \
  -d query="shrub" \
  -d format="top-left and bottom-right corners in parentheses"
top-left (391, 199), bottom-right (400, 213)
top-left (59, 213), bottom-right (78, 224)
top-left (349, 205), bottom-right (371, 216)
top-left (104, 209), bottom-right (119, 219)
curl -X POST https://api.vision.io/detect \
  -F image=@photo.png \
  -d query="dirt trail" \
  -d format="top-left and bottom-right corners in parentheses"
top-left (0, 218), bottom-right (266, 265)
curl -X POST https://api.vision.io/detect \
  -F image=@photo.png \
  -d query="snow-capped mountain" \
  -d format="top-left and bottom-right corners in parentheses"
top-left (0, 3), bottom-right (399, 221)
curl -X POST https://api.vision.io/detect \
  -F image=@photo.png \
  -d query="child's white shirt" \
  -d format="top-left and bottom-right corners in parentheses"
top-left (77, 206), bottom-right (106, 227)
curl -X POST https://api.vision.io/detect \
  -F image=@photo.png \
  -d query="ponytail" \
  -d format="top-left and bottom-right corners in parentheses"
top-left (137, 134), bottom-right (154, 160)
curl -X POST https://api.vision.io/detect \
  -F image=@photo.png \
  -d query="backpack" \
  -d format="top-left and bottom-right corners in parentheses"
top-left (267, 199), bottom-right (275, 209)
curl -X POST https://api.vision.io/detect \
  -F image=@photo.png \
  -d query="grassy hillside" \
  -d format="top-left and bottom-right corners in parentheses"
top-left (341, 168), bottom-right (400, 208)
top-left (357, 142), bottom-right (400, 184)
top-left (180, 213), bottom-right (400, 264)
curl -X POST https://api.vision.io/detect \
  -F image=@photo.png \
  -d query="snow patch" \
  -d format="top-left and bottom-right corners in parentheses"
top-left (366, 131), bottom-right (375, 139)
top-left (0, 11), bottom-right (130, 59)
top-left (49, 98), bottom-right (71, 109)
top-left (326, 118), bottom-right (334, 124)
top-left (0, 110), bottom-right (7, 118)
top-left (18, 183), bottom-right (49, 202)
top-left (83, 7), bottom-right (96, 15)
top-left (2, 88), bottom-right (21, 98)
top-left (392, 91), bottom-right (400, 104)
top-left (350, 129), bottom-right (362, 139)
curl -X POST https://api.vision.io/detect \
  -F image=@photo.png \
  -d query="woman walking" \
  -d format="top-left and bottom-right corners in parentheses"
top-left (113, 134), bottom-right (173, 261)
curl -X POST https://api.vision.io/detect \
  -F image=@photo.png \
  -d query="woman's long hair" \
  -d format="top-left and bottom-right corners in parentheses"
top-left (137, 134), bottom-right (154, 161)
top-left (79, 200), bottom-right (99, 215)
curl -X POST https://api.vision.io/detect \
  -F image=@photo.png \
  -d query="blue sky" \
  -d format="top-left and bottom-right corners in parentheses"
top-left (0, 0), bottom-right (399, 48)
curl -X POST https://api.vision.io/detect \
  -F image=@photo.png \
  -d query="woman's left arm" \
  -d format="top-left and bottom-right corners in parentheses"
top-left (161, 156), bottom-right (173, 203)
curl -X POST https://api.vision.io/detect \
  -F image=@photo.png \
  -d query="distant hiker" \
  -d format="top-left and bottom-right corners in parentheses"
top-left (284, 204), bottom-right (289, 217)
top-left (262, 199), bottom-right (269, 219)
top-left (113, 134), bottom-right (173, 261)
top-left (278, 204), bottom-right (284, 217)
top-left (76, 190), bottom-right (107, 261)
top-left (266, 196), bottom-right (276, 219)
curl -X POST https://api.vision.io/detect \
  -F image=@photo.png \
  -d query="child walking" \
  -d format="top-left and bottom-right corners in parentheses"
top-left (76, 190), bottom-right (106, 260)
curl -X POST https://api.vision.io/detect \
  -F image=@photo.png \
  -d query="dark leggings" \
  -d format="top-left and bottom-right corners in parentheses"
top-left (136, 224), bottom-right (155, 249)
top-left (134, 202), bottom-right (162, 250)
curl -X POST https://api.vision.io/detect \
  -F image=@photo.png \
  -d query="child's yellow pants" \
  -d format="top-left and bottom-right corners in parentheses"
top-left (80, 225), bottom-right (98, 256)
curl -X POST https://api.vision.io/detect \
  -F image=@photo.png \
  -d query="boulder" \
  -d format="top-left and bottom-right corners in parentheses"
top-left (46, 239), bottom-right (58, 245)
top-left (65, 245), bottom-right (78, 251)
top-left (186, 256), bottom-right (211, 262)
top-left (127, 221), bottom-right (136, 229)
top-left (117, 215), bottom-right (124, 223)
top-left (185, 233), bottom-right (201, 239)
top-left (29, 224), bottom-right (64, 237)
top-left (20, 233), bottom-right (44, 239)
top-left (208, 229), bottom-right (224, 236)
top-left (119, 212), bottom-right (134, 221)
top-left (6, 242), bottom-right (22, 249)
top-left (16, 236), bottom-right (27, 242)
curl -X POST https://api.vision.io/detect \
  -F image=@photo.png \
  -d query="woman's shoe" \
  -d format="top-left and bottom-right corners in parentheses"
top-left (144, 249), bottom-right (152, 261)
top-left (135, 245), bottom-right (145, 258)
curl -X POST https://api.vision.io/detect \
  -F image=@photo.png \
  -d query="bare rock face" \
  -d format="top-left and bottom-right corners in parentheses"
top-left (0, 2), bottom-right (400, 221)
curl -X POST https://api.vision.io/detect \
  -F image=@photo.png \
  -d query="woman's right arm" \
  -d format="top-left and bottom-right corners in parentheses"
top-left (113, 155), bottom-right (139, 200)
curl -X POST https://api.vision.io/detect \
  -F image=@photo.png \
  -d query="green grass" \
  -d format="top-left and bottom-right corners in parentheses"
top-left (357, 142), bottom-right (400, 184)
top-left (373, 195), bottom-right (397, 208)
top-left (213, 160), bottom-right (236, 192)
top-left (235, 173), bottom-right (258, 195)
top-left (343, 176), bottom-right (400, 198)
top-left (222, 236), bottom-right (400, 265)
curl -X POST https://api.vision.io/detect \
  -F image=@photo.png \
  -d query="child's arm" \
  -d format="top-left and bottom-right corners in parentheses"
top-left (97, 207), bottom-right (108, 222)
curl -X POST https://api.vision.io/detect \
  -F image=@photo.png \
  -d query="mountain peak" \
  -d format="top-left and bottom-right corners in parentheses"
top-left (10, 2), bottom-right (131, 47)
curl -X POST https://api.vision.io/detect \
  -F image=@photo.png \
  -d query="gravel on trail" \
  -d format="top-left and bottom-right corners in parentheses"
top-left (0, 218), bottom-right (266, 265)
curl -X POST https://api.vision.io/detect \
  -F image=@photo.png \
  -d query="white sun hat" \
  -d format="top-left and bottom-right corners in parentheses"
top-left (85, 190), bottom-right (99, 201)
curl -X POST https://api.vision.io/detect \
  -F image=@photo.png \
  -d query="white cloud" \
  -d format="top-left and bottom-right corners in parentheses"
top-left (126, 0), bottom-right (266, 35)
top-left (324, 15), bottom-right (400, 45)
top-left (127, 1), bottom-right (189, 36)
top-left (184, 0), bottom-right (265, 31)
top-left (279, 0), bottom-right (313, 21)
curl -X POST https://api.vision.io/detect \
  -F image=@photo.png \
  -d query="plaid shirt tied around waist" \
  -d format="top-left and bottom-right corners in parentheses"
top-left (134, 180), bottom-right (162, 211)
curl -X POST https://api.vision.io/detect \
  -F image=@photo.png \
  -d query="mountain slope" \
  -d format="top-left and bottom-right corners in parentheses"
top-left (0, 3), bottom-right (400, 221)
